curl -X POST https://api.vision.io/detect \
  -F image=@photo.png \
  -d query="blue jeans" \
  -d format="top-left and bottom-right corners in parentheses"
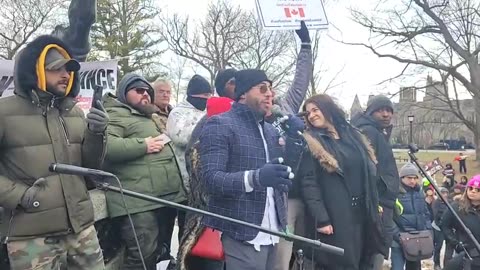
top-left (391, 247), bottom-right (421, 270)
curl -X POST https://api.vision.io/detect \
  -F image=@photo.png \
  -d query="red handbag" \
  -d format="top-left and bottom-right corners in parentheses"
top-left (190, 227), bottom-right (225, 260)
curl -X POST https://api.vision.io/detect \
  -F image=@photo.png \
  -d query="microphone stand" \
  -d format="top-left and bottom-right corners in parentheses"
top-left (94, 180), bottom-right (344, 256)
top-left (407, 144), bottom-right (480, 255)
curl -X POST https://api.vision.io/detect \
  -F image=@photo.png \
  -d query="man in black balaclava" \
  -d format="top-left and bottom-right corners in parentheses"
top-left (164, 74), bottom-right (212, 260)
top-left (167, 75), bottom-right (212, 188)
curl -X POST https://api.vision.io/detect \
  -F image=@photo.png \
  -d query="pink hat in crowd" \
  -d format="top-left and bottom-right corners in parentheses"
top-left (467, 175), bottom-right (480, 188)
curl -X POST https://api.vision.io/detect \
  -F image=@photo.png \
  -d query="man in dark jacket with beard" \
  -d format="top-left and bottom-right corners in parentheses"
top-left (351, 95), bottom-right (399, 269)
top-left (0, 35), bottom-right (108, 270)
top-left (103, 73), bottom-right (185, 270)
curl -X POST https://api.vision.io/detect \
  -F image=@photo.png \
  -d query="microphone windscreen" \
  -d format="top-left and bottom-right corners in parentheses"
top-left (271, 104), bottom-right (284, 117)
top-left (48, 163), bottom-right (56, 172)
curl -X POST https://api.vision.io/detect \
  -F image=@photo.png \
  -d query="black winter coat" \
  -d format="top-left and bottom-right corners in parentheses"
top-left (432, 198), bottom-right (448, 226)
top-left (392, 184), bottom-right (432, 243)
top-left (352, 113), bottom-right (400, 209)
top-left (298, 130), bottom-right (386, 268)
top-left (441, 203), bottom-right (480, 265)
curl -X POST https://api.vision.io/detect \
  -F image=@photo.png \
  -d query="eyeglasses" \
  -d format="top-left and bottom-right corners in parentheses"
top-left (254, 84), bottom-right (273, 94)
top-left (467, 187), bottom-right (480, 192)
top-left (134, 88), bottom-right (149, 95)
top-left (157, 90), bottom-right (171, 96)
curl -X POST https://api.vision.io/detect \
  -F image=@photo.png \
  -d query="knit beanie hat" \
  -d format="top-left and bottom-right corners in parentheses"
top-left (366, 95), bottom-right (394, 115)
top-left (234, 69), bottom-right (272, 101)
top-left (215, 68), bottom-right (237, 97)
top-left (467, 175), bottom-right (480, 188)
top-left (454, 184), bottom-right (466, 193)
top-left (439, 187), bottom-right (450, 194)
top-left (399, 163), bottom-right (418, 178)
top-left (187, 75), bottom-right (212, 96)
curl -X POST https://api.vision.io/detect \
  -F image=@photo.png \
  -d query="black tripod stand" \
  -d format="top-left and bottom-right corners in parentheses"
top-left (95, 181), bottom-right (343, 256)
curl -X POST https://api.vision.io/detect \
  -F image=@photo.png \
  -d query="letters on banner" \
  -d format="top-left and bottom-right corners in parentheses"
top-left (255, 0), bottom-right (329, 30)
top-left (424, 158), bottom-right (443, 176)
top-left (0, 59), bottom-right (118, 113)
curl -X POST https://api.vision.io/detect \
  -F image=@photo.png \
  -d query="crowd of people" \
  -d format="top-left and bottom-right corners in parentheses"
top-left (0, 6), bottom-right (479, 270)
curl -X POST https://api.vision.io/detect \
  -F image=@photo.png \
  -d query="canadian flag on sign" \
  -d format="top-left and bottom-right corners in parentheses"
top-left (284, 7), bottom-right (305, 18)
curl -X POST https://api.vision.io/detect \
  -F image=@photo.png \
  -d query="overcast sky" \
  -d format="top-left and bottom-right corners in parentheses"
top-left (158, 0), bottom-right (413, 110)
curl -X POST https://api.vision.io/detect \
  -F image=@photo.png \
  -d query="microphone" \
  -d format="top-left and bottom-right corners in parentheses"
top-left (271, 105), bottom-right (304, 136)
top-left (49, 163), bottom-right (115, 178)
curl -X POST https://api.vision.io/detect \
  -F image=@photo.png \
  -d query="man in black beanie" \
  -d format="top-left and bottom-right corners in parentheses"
top-left (167, 74), bottom-right (212, 189)
top-left (165, 75), bottom-right (212, 254)
top-left (215, 68), bottom-right (237, 99)
top-left (199, 68), bottom-right (292, 270)
top-left (351, 95), bottom-right (399, 269)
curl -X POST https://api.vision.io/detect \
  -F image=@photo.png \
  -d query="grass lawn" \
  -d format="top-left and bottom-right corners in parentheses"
top-left (393, 150), bottom-right (478, 184)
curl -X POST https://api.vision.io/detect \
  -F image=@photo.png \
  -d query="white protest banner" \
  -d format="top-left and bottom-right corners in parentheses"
top-left (255, 0), bottom-right (328, 30)
top-left (0, 59), bottom-right (118, 113)
top-left (0, 60), bottom-right (15, 98)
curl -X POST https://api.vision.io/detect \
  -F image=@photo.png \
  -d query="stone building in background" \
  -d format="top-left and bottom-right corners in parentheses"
top-left (350, 76), bottom-right (475, 149)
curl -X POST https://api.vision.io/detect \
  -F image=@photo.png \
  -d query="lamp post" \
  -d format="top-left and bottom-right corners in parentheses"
top-left (408, 115), bottom-right (415, 144)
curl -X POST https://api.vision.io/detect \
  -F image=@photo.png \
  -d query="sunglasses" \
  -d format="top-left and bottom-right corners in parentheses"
top-left (467, 187), bottom-right (480, 192)
top-left (134, 88), bottom-right (149, 95)
top-left (255, 84), bottom-right (273, 94)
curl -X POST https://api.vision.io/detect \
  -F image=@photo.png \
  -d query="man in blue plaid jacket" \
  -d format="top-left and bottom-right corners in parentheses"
top-left (199, 69), bottom-right (294, 270)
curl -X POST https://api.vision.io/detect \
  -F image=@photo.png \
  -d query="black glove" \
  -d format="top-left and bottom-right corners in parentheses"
top-left (86, 100), bottom-right (109, 133)
top-left (295, 21), bottom-right (311, 44)
top-left (251, 158), bottom-right (294, 192)
top-left (282, 115), bottom-right (305, 138)
top-left (455, 241), bottom-right (469, 253)
top-left (20, 178), bottom-right (47, 209)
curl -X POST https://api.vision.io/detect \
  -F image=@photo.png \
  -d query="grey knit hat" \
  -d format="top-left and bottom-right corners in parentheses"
top-left (439, 187), bottom-right (449, 194)
top-left (366, 95), bottom-right (394, 115)
top-left (399, 163), bottom-right (418, 178)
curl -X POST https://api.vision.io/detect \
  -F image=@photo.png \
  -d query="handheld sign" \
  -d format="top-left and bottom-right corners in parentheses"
top-left (255, 0), bottom-right (329, 30)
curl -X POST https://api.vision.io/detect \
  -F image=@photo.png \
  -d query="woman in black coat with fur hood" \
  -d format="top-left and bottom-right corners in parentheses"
top-left (297, 94), bottom-right (386, 270)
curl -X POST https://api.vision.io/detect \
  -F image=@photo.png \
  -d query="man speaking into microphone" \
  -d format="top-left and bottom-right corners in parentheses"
top-left (199, 69), bottom-right (294, 270)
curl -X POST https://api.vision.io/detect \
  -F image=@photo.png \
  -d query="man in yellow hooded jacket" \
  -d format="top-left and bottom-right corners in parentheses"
top-left (0, 35), bottom-right (108, 269)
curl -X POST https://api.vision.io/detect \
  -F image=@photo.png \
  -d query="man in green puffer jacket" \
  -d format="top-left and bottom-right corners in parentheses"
top-left (103, 73), bottom-right (185, 270)
top-left (0, 35), bottom-right (108, 270)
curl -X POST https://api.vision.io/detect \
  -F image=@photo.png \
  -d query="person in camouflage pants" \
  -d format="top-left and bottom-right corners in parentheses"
top-left (0, 35), bottom-right (107, 270)
top-left (7, 225), bottom-right (103, 270)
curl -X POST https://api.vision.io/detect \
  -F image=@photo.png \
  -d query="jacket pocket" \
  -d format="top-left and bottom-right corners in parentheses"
top-left (149, 156), bottom-right (182, 197)
top-left (24, 177), bottom-right (64, 214)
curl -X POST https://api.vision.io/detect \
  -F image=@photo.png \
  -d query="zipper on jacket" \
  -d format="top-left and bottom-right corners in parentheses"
top-left (4, 210), bottom-right (15, 244)
top-left (59, 117), bottom-right (70, 145)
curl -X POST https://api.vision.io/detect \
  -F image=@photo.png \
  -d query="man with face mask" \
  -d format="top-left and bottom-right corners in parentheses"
top-left (0, 35), bottom-right (108, 270)
top-left (102, 73), bottom-right (185, 270)
top-left (166, 74), bottom-right (212, 193)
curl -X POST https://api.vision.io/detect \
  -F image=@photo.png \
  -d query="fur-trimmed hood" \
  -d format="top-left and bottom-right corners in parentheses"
top-left (303, 129), bottom-right (377, 173)
top-left (14, 35), bottom-right (80, 100)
